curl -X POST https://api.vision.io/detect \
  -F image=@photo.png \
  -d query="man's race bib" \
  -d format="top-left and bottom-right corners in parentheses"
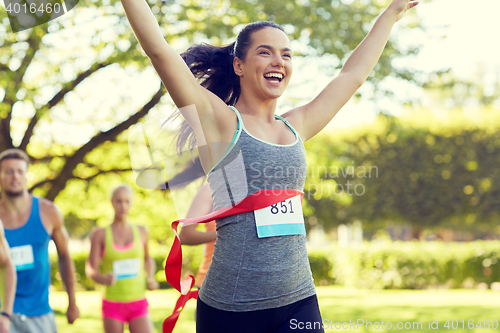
top-left (253, 194), bottom-right (306, 238)
top-left (10, 245), bottom-right (35, 271)
top-left (113, 258), bottom-right (141, 280)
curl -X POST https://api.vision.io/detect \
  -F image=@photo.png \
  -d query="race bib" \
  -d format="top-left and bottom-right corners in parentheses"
top-left (10, 245), bottom-right (35, 271)
top-left (253, 195), bottom-right (306, 238)
top-left (113, 258), bottom-right (141, 280)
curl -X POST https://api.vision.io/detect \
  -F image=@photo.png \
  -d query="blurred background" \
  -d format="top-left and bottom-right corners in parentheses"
top-left (1, 0), bottom-right (500, 330)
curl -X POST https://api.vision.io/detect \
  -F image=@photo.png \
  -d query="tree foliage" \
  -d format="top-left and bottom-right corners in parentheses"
top-left (304, 108), bottom-right (500, 234)
top-left (0, 0), bottom-right (425, 237)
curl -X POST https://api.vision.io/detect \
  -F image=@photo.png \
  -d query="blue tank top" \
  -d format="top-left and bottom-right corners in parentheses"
top-left (5, 196), bottom-right (52, 316)
top-left (199, 106), bottom-right (316, 311)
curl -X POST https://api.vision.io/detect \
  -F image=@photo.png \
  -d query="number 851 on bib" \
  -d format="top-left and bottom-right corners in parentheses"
top-left (253, 195), bottom-right (305, 238)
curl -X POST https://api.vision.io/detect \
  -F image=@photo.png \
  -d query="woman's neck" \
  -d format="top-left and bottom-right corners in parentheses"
top-left (112, 216), bottom-right (128, 227)
top-left (235, 93), bottom-right (278, 123)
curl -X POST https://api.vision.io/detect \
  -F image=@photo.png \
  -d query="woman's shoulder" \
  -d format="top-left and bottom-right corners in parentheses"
top-left (89, 226), bottom-right (106, 241)
top-left (129, 223), bottom-right (147, 231)
top-left (133, 224), bottom-right (149, 239)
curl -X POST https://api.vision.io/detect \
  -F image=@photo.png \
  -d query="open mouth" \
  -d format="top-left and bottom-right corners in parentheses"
top-left (263, 72), bottom-right (284, 83)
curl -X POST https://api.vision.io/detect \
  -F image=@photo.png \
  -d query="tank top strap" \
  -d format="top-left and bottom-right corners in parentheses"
top-left (104, 225), bottom-right (113, 248)
top-left (207, 106), bottom-right (242, 175)
top-left (228, 105), bottom-right (242, 122)
top-left (30, 196), bottom-right (40, 223)
top-left (274, 114), bottom-right (300, 139)
top-left (131, 224), bottom-right (141, 244)
top-left (229, 105), bottom-right (300, 140)
top-left (227, 105), bottom-right (242, 143)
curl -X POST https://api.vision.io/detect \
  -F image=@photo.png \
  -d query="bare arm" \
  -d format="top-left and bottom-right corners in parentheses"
top-left (284, 0), bottom-right (418, 142)
top-left (0, 220), bottom-right (10, 266)
top-left (179, 183), bottom-right (216, 246)
top-left (85, 228), bottom-right (115, 286)
top-left (48, 204), bottom-right (80, 324)
top-left (120, 0), bottom-right (200, 105)
top-left (0, 220), bottom-right (15, 333)
top-left (119, 0), bottom-right (234, 149)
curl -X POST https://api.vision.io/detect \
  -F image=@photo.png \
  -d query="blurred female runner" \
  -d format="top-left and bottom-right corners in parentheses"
top-left (86, 185), bottom-right (159, 333)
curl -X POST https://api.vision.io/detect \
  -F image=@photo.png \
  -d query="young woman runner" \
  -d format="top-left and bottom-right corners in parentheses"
top-left (119, 1), bottom-right (418, 332)
top-left (86, 185), bottom-right (159, 333)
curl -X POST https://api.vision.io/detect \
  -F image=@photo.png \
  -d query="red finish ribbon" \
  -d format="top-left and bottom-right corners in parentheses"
top-left (162, 189), bottom-right (303, 333)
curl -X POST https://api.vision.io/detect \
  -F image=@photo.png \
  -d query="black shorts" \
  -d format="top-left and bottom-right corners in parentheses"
top-left (196, 294), bottom-right (324, 333)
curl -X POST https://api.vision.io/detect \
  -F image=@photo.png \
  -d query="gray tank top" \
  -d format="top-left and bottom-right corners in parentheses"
top-left (199, 106), bottom-right (316, 311)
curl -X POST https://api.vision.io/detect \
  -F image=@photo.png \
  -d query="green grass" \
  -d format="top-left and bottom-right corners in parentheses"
top-left (51, 287), bottom-right (500, 332)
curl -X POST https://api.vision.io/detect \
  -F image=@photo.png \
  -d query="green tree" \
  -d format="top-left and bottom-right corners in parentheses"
top-left (304, 108), bottom-right (500, 237)
top-left (422, 65), bottom-right (500, 109)
top-left (1, 0), bottom-right (424, 237)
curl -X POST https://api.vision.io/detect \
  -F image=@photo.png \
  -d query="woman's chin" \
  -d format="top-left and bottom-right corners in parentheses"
top-left (261, 85), bottom-right (286, 99)
top-left (267, 89), bottom-right (285, 100)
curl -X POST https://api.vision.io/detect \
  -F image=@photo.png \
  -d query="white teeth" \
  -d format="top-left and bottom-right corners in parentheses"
top-left (264, 73), bottom-right (284, 79)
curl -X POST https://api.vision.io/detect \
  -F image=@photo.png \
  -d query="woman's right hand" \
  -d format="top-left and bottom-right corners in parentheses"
top-left (147, 278), bottom-right (160, 290)
top-left (387, 0), bottom-right (419, 22)
top-left (103, 272), bottom-right (116, 286)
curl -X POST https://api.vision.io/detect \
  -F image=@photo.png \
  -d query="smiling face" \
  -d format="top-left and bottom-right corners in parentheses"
top-left (234, 27), bottom-right (292, 101)
top-left (0, 158), bottom-right (28, 198)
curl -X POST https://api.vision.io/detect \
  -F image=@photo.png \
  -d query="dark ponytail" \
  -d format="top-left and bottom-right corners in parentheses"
top-left (181, 43), bottom-right (240, 105)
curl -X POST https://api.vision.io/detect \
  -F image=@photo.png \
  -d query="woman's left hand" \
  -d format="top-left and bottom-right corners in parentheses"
top-left (387, 0), bottom-right (419, 22)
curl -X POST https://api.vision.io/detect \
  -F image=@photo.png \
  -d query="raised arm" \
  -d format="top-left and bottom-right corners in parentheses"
top-left (284, 0), bottom-right (419, 142)
top-left (0, 220), bottom-right (15, 333)
top-left (178, 183), bottom-right (216, 246)
top-left (120, 0), bottom-right (204, 107)
top-left (119, 0), bottom-right (234, 152)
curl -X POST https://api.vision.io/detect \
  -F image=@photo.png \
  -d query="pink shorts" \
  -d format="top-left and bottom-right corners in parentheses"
top-left (102, 298), bottom-right (149, 323)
